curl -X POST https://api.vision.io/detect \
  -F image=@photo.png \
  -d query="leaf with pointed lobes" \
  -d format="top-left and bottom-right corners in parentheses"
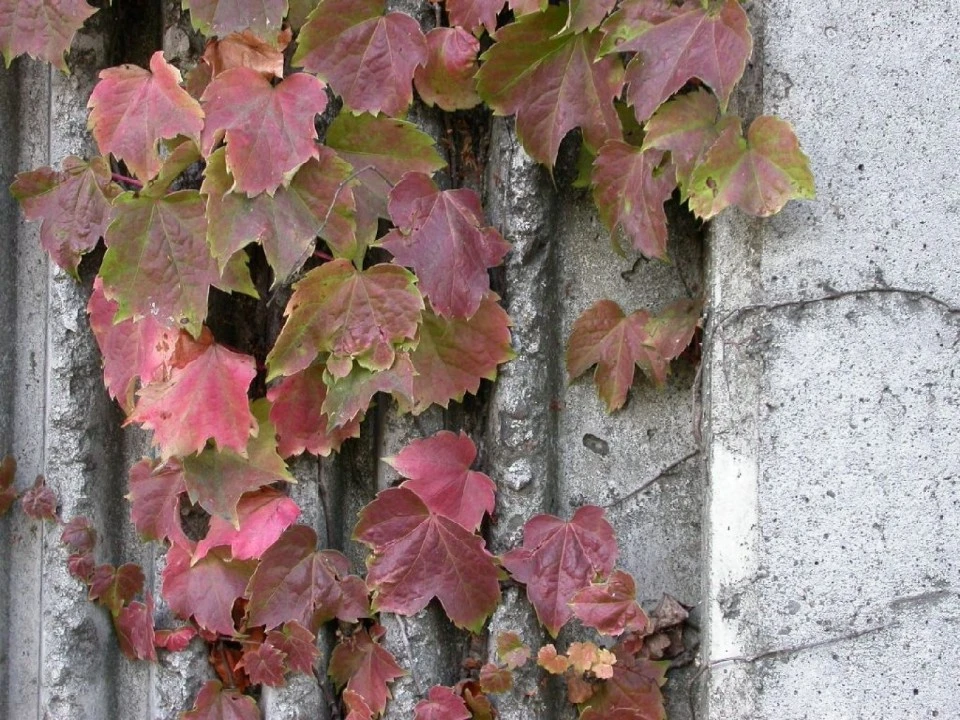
top-left (115, 594), bottom-right (157, 662)
top-left (597, 0), bottom-right (689, 56)
top-left (87, 52), bottom-right (203, 181)
top-left (267, 621), bottom-right (320, 674)
top-left (414, 686), bottom-right (471, 720)
top-left (570, 570), bottom-right (649, 636)
top-left (476, 8), bottom-right (623, 169)
top-left (414, 28), bottom-right (481, 112)
top-left (322, 354), bottom-right (416, 429)
top-left (387, 430), bottom-right (495, 532)
top-left (203, 147), bottom-right (357, 286)
top-left (10, 156), bottom-right (120, 277)
top-left (237, 641), bottom-right (287, 686)
top-left (343, 689), bottom-right (375, 720)
top-left (162, 544), bottom-right (256, 637)
top-left (354, 487), bottom-right (501, 632)
top-left (479, 664), bottom-right (513, 694)
top-left (194, 488), bottom-right (300, 563)
top-left (294, 0), bottom-right (426, 116)
top-left (68, 553), bottom-right (95, 583)
top-left (445, 0), bottom-right (503, 34)
top-left (89, 563), bottom-right (145, 616)
top-left (0, 456), bottom-right (15, 516)
top-left (591, 143), bottom-right (676, 259)
top-left (182, 680), bottom-right (261, 720)
top-left (202, 28), bottom-right (291, 80)
top-left (201, 69), bottom-right (327, 196)
top-left (579, 653), bottom-right (667, 720)
top-left (155, 625), bottom-right (197, 651)
top-left (128, 329), bottom-right (257, 459)
top-left (404, 296), bottom-right (513, 415)
top-left (502, 505), bottom-right (618, 637)
top-left (243, 525), bottom-right (354, 631)
top-left (687, 115), bottom-right (815, 219)
top-left (21, 476), bottom-right (58, 521)
top-left (495, 631), bottom-right (531, 669)
top-left (127, 458), bottom-right (193, 549)
top-left (329, 626), bottom-right (406, 716)
top-left (267, 260), bottom-right (423, 381)
top-left (183, 0), bottom-right (287, 40)
top-left (382, 173), bottom-right (510, 319)
top-left (61, 516), bottom-right (96, 554)
top-left (566, 0), bottom-right (617, 33)
top-left (615, 0), bottom-right (752, 122)
top-left (0, 0), bottom-right (97, 71)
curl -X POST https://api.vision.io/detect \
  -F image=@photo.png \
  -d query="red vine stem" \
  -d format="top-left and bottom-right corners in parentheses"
top-left (111, 172), bottom-right (143, 189)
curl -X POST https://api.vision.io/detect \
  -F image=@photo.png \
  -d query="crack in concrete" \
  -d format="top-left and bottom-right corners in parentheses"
top-left (602, 451), bottom-right (700, 510)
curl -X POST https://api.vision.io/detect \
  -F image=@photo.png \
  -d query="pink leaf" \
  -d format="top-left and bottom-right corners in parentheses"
top-left (194, 487), bottom-right (301, 562)
top-left (114, 594), bottom-right (157, 662)
top-left (127, 458), bottom-right (193, 549)
top-left (414, 28), bottom-right (481, 112)
top-left (414, 686), bottom-right (471, 720)
top-left (182, 680), bottom-right (260, 720)
top-left (570, 570), bottom-right (649, 636)
top-left (329, 627), bottom-right (405, 716)
top-left (0, 0), bottom-right (97, 71)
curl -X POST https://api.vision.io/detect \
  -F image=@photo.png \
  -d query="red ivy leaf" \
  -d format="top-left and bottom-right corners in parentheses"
top-left (592, 142), bottom-right (676, 259)
top-left (476, 8), bottom-right (624, 168)
top-left (479, 664), bottom-right (513, 694)
top-left (566, 0), bottom-right (617, 33)
top-left (183, 0), bottom-right (287, 39)
top-left (10, 156), bottom-right (120, 277)
top-left (0, 456), bottom-right (15, 517)
top-left (88, 52), bottom-right (204, 181)
top-left (0, 0), bottom-right (97, 71)
top-left (61, 516), bottom-right (96, 554)
top-left (329, 627), bottom-right (406, 716)
top-left (343, 689), bottom-right (375, 720)
top-left (21, 476), bottom-right (57, 521)
top-left (414, 685), bottom-right (471, 720)
top-left (155, 625), bottom-right (197, 652)
top-left (114, 594), bottom-right (157, 662)
top-left (570, 570), bottom-right (650, 636)
top-left (266, 621), bottom-right (320, 674)
top-left (89, 562), bottom-right (145, 616)
top-left (195, 488), bottom-right (301, 562)
top-left (267, 364), bottom-right (362, 458)
top-left (580, 654), bottom-right (667, 720)
top-left (201, 29), bottom-right (290, 80)
top-left (294, 0), bottom-right (427, 116)
top-left (237, 641), bottom-right (287, 686)
top-left (68, 553), bottom-right (95, 583)
top-left (414, 28), bottom-right (481, 112)
top-left (445, 0), bottom-right (503, 34)
top-left (127, 458), bottom-right (192, 549)
top-left (383, 173), bottom-right (510, 319)
top-left (354, 487), bottom-right (501, 632)
top-left (162, 544), bottom-right (256, 637)
top-left (388, 430), bottom-right (495, 532)
top-left (322, 354), bottom-right (416, 428)
top-left (182, 680), bottom-right (260, 720)
top-left (201, 69), bottom-right (328, 196)
top-left (502, 506), bottom-right (617, 637)
top-left (267, 260), bottom-right (423, 381)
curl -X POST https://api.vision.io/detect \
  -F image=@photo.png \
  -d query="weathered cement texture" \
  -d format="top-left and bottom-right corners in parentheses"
top-left (703, 2), bottom-right (960, 718)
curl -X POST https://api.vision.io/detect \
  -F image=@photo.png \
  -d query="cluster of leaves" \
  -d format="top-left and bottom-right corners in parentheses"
top-left (5, 0), bottom-right (813, 717)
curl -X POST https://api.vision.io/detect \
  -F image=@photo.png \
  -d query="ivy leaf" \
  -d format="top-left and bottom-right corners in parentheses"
top-left (644, 298), bottom-right (703, 364)
top-left (202, 29), bottom-right (291, 80)
top-left (267, 364), bottom-right (361, 458)
top-left (128, 330), bottom-right (257, 459)
top-left (244, 525), bottom-right (350, 631)
top-left (183, 0), bottom-right (288, 39)
top-left (479, 664), bottom-right (513, 694)
top-left (0, 0), bottom-right (97, 71)
top-left (343, 689), bottom-right (375, 720)
top-left (127, 458), bottom-right (193, 549)
top-left (287, 0), bottom-right (319, 29)
top-left (68, 553), bottom-right (95, 583)
top-left (354, 487), bottom-right (501, 632)
top-left (155, 626), bottom-right (197, 651)
top-left (618, 0), bottom-right (752, 122)
top-left (476, 8), bottom-right (624, 168)
top-left (495, 631), bottom-right (531, 669)
top-left (501, 506), bottom-right (617, 637)
top-left (200, 69), bottom-right (328, 196)
top-left (182, 680), bottom-right (260, 720)
top-left (114, 594), bottom-right (157, 662)
top-left (597, 0), bottom-right (688, 56)
top-left (537, 644), bottom-right (570, 674)
top-left (266, 622), bottom-right (320, 674)
top-left (570, 570), bottom-right (649, 636)
top-left (321, 354), bottom-right (416, 428)
top-left (293, 0), bottom-right (427, 117)
top-left (21, 476), bottom-right (58, 521)
top-left (89, 562), bottom-right (145, 616)
top-left (0, 456), bottom-right (16, 517)
top-left (162, 544), bottom-right (256, 637)
top-left (267, 260), bottom-right (423, 381)
top-left (328, 626), bottom-right (406, 716)
top-left (444, 0), bottom-right (504, 34)
top-left (566, 0), bottom-right (618, 33)
top-left (579, 653), bottom-right (667, 720)
top-left (687, 115), bottom-right (815, 219)
top-left (10, 156), bottom-right (120, 277)
top-left (414, 686), bottom-right (471, 720)
top-left (195, 488), bottom-right (301, 562)
top-left (61, 516), bottom-right (96, 554)
top-left (237, 642), bottom-right (287, 686)
top-left (88, 52), bottom-right (204, 182)
top-left (382, 173), bottom-right (510, 319)
top-left (414, 28), bottom-right (481, 112)
top-left (387, 430), bottom-right (495, 532)
top-left (591, 143), bottom-right (676, 259)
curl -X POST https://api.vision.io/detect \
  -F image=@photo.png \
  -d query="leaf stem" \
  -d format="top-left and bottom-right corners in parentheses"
top-left (111, 172), bottom-right (143, 189)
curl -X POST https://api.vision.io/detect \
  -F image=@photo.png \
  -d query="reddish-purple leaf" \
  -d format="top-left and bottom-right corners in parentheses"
top-left (89, 562), bottom-right (145, 616)
top-left (127, 458), bottom-right (193, 549)
top-left (115, 594), bottom-right (157, 662)
top-left (579, 653), bottom-right (667, 720)
top-left (88, 52), bottom-right (204, 181)
top-left (445, 0), bottom-right (504, 34)
top-left (195, 488), bottom-right (301, 562)
top-left (641, 89), bottom-right (722, 192)
top-left (182, 680), bottom-right (260, 720)
top-left (476, 8), bottom-right (624, 168)
top-left (597, 0), bottom-right (686, 55)
top-left (293, 0), bottom-right (427, 116)
top-left (267, 363), bottom-right (362, 458)
top-left (479, 664), bottom-right (513, 694)
top-left (0, 0), bottom-right (97, 71)
top-left (10, 156), bottom-right (120, 276)
top-left (591, 143), bottom-right (676, 259)
top-left (382, 173), bottom-right (509, 319)
top-left (502, 506), bottom-right (617, 637)
top-left (336, 576), bottom-right (371, 624)
top-left (328, 627), bottom-right (405, 716)
top-left (0, 456), bottom-right (15, 517)
top-left (567, 0), bottom-right (617, 33)
top-left (619, 0), bottom-right (752, 122)
top-left (354, 487), bottom-right (501, 632)
top-left (267, 260), bottom-right (423, 381)
top-left (68, 553), bottom-right (95, 583)
top-left (237, 641), bottom-right (287, 686)
top-left (414, 685), bottom-right (471, 720)
top-left (201, 69), bottom-right (327, 196)
top-left (21, 476), bottom-right (57, 521)
top-left (414, 28), bottom-right (481, 112)
top-left (183, 0), bottom-right (287, 39)
top-left (643, 298), bottom-right (703, 364)
top-left (162, 544), bottom-right (256, 637)
top-left (687, 115), bottom-right (816, 219)
top-left (388, 430), bottom-right (495, 532)
top-left (321, 354), bottom-right (416, 428)
top-left (61, 516), bottom-right (96, 554)
top-left (570, 570), bottom-right (649, 636)
top-left (155, 625), bottom-right (197, 651)
top-left (343, 689), bottom-right (374, 720)
top-left (266, 622), bottom-right (320, 674)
